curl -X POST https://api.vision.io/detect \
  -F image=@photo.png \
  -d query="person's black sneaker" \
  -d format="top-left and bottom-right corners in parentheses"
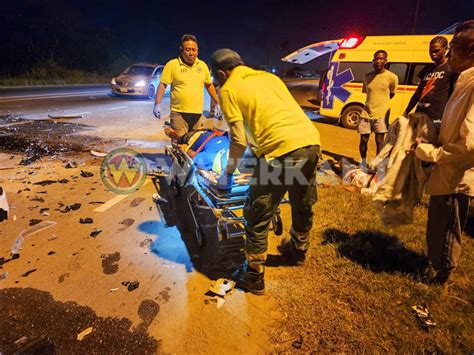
top-left (231, 262), bottom-right (265, 295)
top-left (429, 270), bottom-right (451, 285)
top-left (277, 239), bottom-right (306, 265)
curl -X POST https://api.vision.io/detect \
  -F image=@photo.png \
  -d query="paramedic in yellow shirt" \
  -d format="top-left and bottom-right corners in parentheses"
top-left (210, 49), bottom-right (321, 295)
top-left (153, 34), bottom-right (219, 137)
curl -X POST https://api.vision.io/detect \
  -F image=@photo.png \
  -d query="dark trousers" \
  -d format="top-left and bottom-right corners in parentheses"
top-left (243, 145), bottom-right (320, 265)
top-left (427, 194), bottom-right (471, 272)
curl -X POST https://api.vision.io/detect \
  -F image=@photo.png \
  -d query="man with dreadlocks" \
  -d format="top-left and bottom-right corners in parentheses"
top-left (404, 36), bottom-right (459, 126)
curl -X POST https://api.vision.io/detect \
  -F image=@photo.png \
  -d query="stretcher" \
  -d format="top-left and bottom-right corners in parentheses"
top-left (164, 143), bottom-right (284, 246)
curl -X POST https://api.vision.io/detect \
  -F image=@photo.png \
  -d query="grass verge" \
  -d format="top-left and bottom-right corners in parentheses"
top-left (268, 185), bottom-right (473, 352)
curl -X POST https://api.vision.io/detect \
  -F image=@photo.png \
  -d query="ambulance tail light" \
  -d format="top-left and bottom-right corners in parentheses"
top-left (339, 36), bottom-right (365, 49)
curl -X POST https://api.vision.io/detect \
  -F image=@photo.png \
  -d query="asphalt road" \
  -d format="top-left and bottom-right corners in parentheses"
top-left (0, 81), bottom-right (373, 353)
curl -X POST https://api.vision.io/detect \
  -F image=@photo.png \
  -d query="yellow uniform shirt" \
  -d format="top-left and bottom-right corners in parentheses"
top-left (160, 57), bottom-right (212, 114)
top-left (220, 66), bottom-right (321, 161)
top-left (360, 69), bottom-right (398, 120)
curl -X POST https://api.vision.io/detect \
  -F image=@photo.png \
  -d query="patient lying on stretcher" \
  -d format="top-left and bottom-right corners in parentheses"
top-left (165, 126), bottom-right (251, 186)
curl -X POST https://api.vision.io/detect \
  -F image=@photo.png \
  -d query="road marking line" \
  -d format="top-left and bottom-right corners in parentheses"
top-left (107, 106), bottom-right (128, 111)
top-left (93, 180), bottom-right (151, 213)
top-left (0, 91), bottom-right (108, 102)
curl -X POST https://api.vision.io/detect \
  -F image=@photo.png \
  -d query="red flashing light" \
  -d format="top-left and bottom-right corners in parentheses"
top-left (340, 36), bottom-right (365, 49)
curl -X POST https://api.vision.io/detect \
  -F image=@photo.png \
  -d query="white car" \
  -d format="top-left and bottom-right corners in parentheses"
top-left (111, 63), bottom-right (164, 99)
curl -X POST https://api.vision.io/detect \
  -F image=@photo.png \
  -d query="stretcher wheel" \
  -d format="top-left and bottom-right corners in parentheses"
top-left (272, 213), bottom-right (283, 236)
top-left (195, 227), bottom-right (206, 247)
top-left (217, 220), bottom-right (228, 241)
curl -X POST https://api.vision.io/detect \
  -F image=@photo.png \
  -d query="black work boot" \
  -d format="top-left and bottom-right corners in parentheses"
top-left (231, 261), bottom-right (265, 295)
top-left (429, 269), bottom-right (452, 285)
top-left (277, 238), bottom-right (306, 265)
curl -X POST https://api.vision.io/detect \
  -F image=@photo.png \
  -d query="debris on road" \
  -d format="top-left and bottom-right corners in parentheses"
top-left (11, 221), bottom-right (57, 256)
top-left (48, 114), bottom-right (84, 119)
top-left (80, 170), bottom-right (94, 178)
top-left (110, 287), bottom-right (119, 292)
top-left (57, 203), bottom-right (81, 213)
top-left (127, 281), bottom-right (140, 292)
top-left (0, 272), bottom-right (8, 281)
top-left (39, 208), bottom-right (50, 216)
top-left (208, 279), bottom-right (236, 297)
top-left (65, 161), bottom-right (77, 169)
top-left (89, 201), bottom-right (105, 205)
top-left (29, 219), bottom-right (42, 226)
top-left (412, 304), bottom-right (437, 330)
top-left (30, 196), bottom-right (45, 203)
top-left (77, 327), bottom-right (94, 341)
top-left (47, 251), bottom-right (56, 255)
top-left (90, 229), bottom-right (102, 238)
top-left (204, 296), bottom-right (226, 309)
top-left (13, 335), bottom-right (28, 345)
top-left (90, 149), bottom-right (108, 157)
top-left (0, 186), bottom-right (9, 222)
top-left (22, 268), bottom-right (37, 277)
top-left (79, 217), bottom-right (94, 224)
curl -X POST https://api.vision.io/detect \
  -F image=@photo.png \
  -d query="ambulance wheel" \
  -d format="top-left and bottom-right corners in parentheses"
top-left (272, 213), bottom-right (283, 236)
top-left (147, 85), bottom-right (156, 100)
top-left (341, 105), bottom-right (363, 130)
top-left (195, 227), bottom-right (206, 247)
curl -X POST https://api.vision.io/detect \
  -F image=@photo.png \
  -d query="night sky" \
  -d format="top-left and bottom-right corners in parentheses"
top-left (0, 0), bottom-right (472, 75)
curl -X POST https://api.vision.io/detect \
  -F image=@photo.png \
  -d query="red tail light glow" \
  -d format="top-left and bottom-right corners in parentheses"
top-left (339, 36), bottom-right (365, 49)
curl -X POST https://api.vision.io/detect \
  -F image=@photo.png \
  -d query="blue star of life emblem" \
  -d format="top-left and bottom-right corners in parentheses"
top-left (322, 62), bottom-right (354, 109)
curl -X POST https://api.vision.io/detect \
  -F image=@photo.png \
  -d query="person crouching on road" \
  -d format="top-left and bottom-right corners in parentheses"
top-left (415, 19), bottom-right (474, 285)
top-left (211, 49), bottom-right (321, 295)
top-left (153, 34), bottom-right (219, 138)
top-left (358, 50), bottom-right (398, 170)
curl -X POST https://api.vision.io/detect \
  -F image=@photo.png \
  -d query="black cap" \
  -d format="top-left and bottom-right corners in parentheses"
top-left (210, 49), bottom-right (244, 71)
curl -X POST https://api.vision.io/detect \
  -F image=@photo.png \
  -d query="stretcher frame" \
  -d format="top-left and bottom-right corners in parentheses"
top-left (164, 143), bottom-right (284, 246)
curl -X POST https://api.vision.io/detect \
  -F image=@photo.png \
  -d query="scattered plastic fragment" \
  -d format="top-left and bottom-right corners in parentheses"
top-left (57, 203), bottom-right (81, 213)
top-left (22, 269), bottom-right (37, 277)
top-left (77, 327), bottom-right (94, 341)
top-left (65, 162), bottom-right (77, 169)
top-left (0, 272), bottom-right (8, 281)
top-left (48, 234), bottom-right (58, 241)
top-left (14, 335), bottom-right (28, 345)
top-left (80, 170), bottom-right (94, 178)
top-left (412, 305), bottom-right (437, 330)
top-left (47, 251), bottom-right (55, 256)
top-left (79, 218), bottom-right (94, 224)
top-left (209, 279), bottom-right (236, 297)
top-left (110, 287), bottom-right (119, 292)
top-left (90, 229), bottom-right (102, 238)
top-left (127, 281), bottom-right (140, 292)
top-left (90, 149), bottom-right (108, 157)
top-left (11, 221), bottom-right (57, 255)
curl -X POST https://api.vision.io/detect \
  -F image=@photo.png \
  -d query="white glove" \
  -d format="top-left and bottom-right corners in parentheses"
top-left (153, 103), bottom-right (161, 119)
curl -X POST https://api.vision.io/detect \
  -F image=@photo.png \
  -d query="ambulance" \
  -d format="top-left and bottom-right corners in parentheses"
top-left (282, 34), bottom-right (453, 129)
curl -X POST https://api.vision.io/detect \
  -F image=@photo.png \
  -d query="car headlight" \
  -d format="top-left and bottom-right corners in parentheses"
top-left (135, 80), bottom-right (146, 87)
top-left (111, 78), bottom-right (116, 85)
